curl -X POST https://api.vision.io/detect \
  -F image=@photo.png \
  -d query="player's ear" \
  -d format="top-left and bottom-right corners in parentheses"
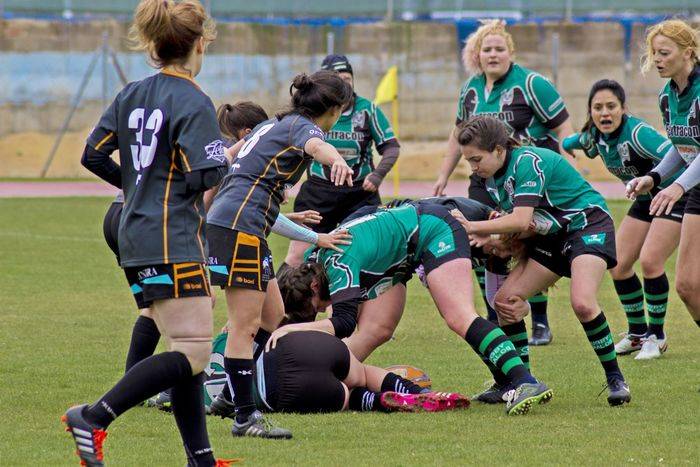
top-left (310, 278), bottom-right (319, 295)
top-left (196, 36), bottom-right (206, 54)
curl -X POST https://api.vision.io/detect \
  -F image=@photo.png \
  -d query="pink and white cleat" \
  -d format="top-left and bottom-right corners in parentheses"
top-left (380, 391), bottom-right (470, 412)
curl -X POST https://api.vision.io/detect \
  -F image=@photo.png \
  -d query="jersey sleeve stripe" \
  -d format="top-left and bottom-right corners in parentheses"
top-left (179, 149), bottom-right (192, 172)
top-left (631, 124), bottom-right (659, 160)
top-left (371, 109), bottom-right (387, 142)
top-left (93, 132), bottom-right (114, 151)
top-left (526, 74), bottom-right (549, 121)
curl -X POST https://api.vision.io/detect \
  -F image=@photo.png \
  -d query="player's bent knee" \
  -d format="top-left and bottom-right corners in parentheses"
top-left (676, 278), bottom-right (696, 306)
top-left (570, 296), bottom-right (599, 321)
top-left (639, 255), bottom-right (663, 278)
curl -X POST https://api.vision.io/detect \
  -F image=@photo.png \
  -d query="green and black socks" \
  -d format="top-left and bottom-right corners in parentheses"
top-left (529, 292), bottom-right (549, 327)
top-left (465, 317), bottom-right (534, 386)
top-left (581, 312), bottom-right (623, 383)
top-left (613, 274), bottom-right (647, 336)
top-left (501, 321), bottom-right (530, 370)
top-left (644, 274), bottom-right (668, 339)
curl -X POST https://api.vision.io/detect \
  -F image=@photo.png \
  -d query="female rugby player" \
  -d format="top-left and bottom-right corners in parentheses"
top-left (628, 19), bottom-right (700, 331)
top-left (455, 116), bottom-right (631, 407)
top-left (283, 55), bottom-right (400, 269)
top-left (66, 1), bottom-right (231, 465)
top-left (206, 71), bottom-right (355, 438)
top-left (433, 20), bottom-right (575, 345)
top-left (273, 202), bottom-right (553, 416)
top-left (564, 79), bottom-right (685, 359)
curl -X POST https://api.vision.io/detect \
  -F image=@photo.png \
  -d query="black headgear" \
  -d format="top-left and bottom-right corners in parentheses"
top-left (320, 54), bottom-right (353, 75)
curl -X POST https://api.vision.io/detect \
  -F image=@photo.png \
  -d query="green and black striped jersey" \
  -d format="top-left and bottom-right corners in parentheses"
top-left (563, 115), bottom-right (681, 199)
top-left (308, 94), bottom-right (397, 183)
top-left (659, 64), bottom-right (700, 166)
top-left (456, 63), bottom-right (568, 152)
top-left (486, 146), bottom-right (610, 235)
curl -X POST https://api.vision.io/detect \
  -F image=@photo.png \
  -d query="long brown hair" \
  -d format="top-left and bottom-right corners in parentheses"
top-left (128, 0), bottom-right (216, 68)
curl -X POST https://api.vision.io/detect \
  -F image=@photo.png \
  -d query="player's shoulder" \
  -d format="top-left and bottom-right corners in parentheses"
top-left (353, 94), bottom-right (374, 111)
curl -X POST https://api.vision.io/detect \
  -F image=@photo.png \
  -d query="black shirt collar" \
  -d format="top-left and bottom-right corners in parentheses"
top-left (493, 63), bottom-right (515, 87)
top-left (670, 63), bottom-right (700, 96)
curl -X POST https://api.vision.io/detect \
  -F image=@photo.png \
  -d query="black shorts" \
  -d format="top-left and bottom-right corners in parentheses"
top-left (103, 202), bottom-right (151, 309)
top-left (468, 174), bottom-right (497, 208)
top-left (102, 201), bottom-right (122, 260)
top-left (416, 204), bottom-right (472, 276)
top-left (294, 177), bottom-right (382, 234)
top-left (123, 263), bottom-right (211, 307)
top-left (264, 331), bottom-right (350, 413)
top-left (627, 197), bottom-right (685, 223)
top-left (526, 215), bottom-right (617, 278)
top-left (206, 225), bottom-right (274, 291)
top-left (685, 186), bottom-right (700, 215)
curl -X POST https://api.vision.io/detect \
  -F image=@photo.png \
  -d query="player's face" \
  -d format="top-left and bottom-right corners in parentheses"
top-left (590, 89), bottom-right (624, 134)
top-left (318, 105), bottom-right (343, 132)
top-left (338, 72), bottom-right (354, 89)
top-left (310, 292), bottom-right (331, 314)
top-left (479, 34), bottom-right (511, 78)
top-left (652, 34), bottom-right (691, 79)
top-left (461, 144), bottom-right (504, 178)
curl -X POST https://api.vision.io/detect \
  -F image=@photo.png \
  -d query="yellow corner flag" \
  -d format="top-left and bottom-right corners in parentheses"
top-left (374, 65), bottom-right (398, 105)
top-left (374, 66), bottom-right (400, 196)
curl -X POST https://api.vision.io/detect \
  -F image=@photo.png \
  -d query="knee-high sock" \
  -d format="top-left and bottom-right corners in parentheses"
top-left (613, 274), bottom-right (647, 336)
top-left (644, 274), bottom-right (669, 339)
top-left (125, 315), bottom-right (161, 372)
top-left (172, 372), bottom-right (215, 466)
top-left (529, 292), bottom-right (549, 327)
top-left (501, 321), bottom-right (530, 370)
top-left (464, 317), bottom-right (535, 386)
top-left (85, 351), bottom-right (192, 428)
top-left (581, 312), bottom-right (623, 383)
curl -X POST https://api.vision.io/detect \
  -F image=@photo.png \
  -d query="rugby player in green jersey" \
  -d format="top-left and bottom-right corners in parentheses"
top-left (433, 20), bottom-right (575, 346)
top-left (272, 203), bottom-right (553, 416)
top-left (283, 55), bottom-right (400, 270)
top-left (564, 79), bottom-right (686, 360)
top-left (628, 19), bottom-right (700, 331)
top-left (456, 116), bottom-right (631, 407)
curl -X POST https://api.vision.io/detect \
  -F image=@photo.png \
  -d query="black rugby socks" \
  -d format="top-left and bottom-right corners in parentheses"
top-left (125, 315), bottom-right (161, 372)
top-left (581, 312), bottom-right (623, 383)
top-left (644, 274), bottom-right (669, 339)
top-left (224, 358), bottom-right (256, 423)
top-left (501, 320), bottom-right (530, 370)
top-left (613, 274), bottom-right (647, 336)
top-left (85, 351), bottom-right (192, 428)
top-left (172, 372), bottom-right (215, 466)
top-left (381, 372), bottom-right (424, 394)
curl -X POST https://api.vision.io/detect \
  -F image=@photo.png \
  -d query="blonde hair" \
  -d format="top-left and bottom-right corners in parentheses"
top-left (128, 0), bottom-right (216, 68)
top-left (462, 19), bottom-right (515, 75)
top-left (641, 19), bottom-right (699, 74)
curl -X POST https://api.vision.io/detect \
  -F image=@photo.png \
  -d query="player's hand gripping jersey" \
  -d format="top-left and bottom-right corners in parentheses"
top-left (563, 115), bottom-right (682, 199)
top-left (86, 71), bottom-right (227, 267)
top-left (307, 95), bottom-right (397, 183)
top-left (207, 114), bottom-right (326, 238)
top-left (485, 146), bottom-right (611, 235)
top-left (456, 63), bottom-right (568, 152)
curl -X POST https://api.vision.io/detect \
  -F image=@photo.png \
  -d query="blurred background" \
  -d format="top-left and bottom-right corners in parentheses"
top-left (1, 1), bottom-right (698, 178)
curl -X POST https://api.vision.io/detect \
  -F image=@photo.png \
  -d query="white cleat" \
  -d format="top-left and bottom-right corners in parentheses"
top-left (615, 333), bottom-right (644, 355)
top-left (635, 335), bottom-right (667, 360)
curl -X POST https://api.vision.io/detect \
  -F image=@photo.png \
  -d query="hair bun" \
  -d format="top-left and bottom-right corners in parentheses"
top-left (292, 74), bottom-right (313, 92)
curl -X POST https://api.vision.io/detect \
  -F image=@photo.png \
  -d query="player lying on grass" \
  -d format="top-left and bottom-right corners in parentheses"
top-left (563, 79), bottom-right (685, 360)
top-left (454, 115), bottom-right (631, 407)
top-left (206, 326), bottom-right (469, 416)
top-left (269, 201), bottom-right (552, 415)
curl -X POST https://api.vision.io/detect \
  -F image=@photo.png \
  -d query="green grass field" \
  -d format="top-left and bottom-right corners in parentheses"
top-left (1, 197), bottom-right (698, 466)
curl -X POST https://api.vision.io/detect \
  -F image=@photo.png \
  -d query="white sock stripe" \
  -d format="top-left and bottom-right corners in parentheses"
top-left (72, 427), bottom-right (92, 438)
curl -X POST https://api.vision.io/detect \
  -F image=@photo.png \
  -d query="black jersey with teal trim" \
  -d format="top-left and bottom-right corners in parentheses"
top-left (456, 63), bottom-right (568, 152)
top-left (86, 71), bottom-right (227, 267)
top-left (207, 114), bottom-right (325, 238)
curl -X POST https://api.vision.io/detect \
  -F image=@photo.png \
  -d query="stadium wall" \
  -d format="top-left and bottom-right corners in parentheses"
top-left (0, 19), bottom-right (685, 177)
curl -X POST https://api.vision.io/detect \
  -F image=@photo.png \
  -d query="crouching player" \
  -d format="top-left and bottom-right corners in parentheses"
top-left (272, 202), bottom-right (552, 415)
